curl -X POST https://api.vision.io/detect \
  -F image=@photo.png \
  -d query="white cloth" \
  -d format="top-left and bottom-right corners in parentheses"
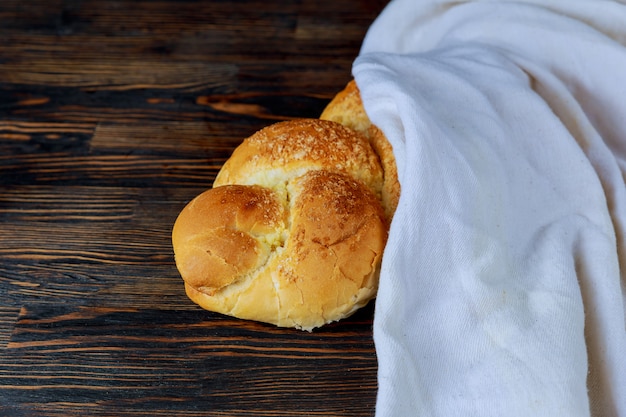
top-left (352, 1), bottom-right (626, 416)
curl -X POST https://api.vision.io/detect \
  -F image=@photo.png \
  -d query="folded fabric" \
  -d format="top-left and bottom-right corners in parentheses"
top-left (352, 1), bottom-right (626, 416)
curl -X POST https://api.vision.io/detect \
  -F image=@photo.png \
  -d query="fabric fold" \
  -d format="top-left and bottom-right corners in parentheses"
top-left (353, 1), bottom-right (626, 416)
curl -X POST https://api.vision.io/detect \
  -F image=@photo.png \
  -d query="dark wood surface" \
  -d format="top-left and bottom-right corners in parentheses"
top-left (0, 1), bottom-right (389, 415)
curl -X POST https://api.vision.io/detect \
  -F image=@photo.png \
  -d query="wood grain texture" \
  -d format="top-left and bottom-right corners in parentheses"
top-left (0, 0), bottom-right (389, 415)
top-left (1, 305), bottom-right (377, 417)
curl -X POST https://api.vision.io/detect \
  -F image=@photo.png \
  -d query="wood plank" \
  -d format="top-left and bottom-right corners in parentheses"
top-left (0, 306), bottom-right (20, 349)
top-left (0, 0), bottom-right (298, 36)
top-left (0, 32), bottom-right (359, 67)
top-left (0, 0), bottom-right (389, 415)
top-left (0, 185), bottom-right (193, 308)
top-left (0, 0), bottom-right (370, 91)
top-left (0, 153), bottom-right (220, 186)
top-left (90, 122), bottom-right (250, 153)
top-left (0, 305), bottom-right (376, 417)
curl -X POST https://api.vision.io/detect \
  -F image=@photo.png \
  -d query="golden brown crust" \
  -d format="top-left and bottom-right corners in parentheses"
top-left (182, 170), bottom-right (386, 330)
top-left (214, 118), bottom-right (384, 200)
top-left (368, 126), bottom-right (401, 221)
top-left (173, 81), bottom-right (400, 331)
top-left (172, 185), bottom-right (285, 293)
top-left (173, 118), bottom-right (388, 330)
top-left (321, 80), bottom-right (400, 221)
top-left (320, 79), bottom-right (372, 134)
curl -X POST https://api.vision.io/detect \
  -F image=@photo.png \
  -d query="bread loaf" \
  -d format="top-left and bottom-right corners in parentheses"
top-left (320, 79), bottom-right (400, 221)
top-left (172, 82), bottom-right (399, 330)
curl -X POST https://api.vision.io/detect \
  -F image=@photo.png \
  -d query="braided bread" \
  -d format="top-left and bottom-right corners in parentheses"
top-left (320, 79), bottom-right (400, 220)
top-left (172, 82), bottom-right (398, 331)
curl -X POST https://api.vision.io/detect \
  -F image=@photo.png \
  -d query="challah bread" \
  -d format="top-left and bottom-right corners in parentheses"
top-left (173, 118), bottom-right (388, 331)
top-left (320, 80), bottom-right (400, 221)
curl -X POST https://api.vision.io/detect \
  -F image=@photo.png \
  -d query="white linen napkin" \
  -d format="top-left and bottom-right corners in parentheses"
top-left (352, 1), bottom-right (626, 416)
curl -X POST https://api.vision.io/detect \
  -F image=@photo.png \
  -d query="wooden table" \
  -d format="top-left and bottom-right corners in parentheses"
top-left (0, 1), bottom-right (389, 415)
